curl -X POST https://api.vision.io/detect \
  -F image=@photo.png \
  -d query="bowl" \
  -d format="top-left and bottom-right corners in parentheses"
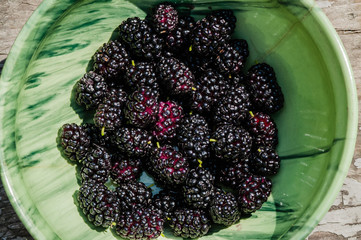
top-left (0, 0), bottom-right (357, 239)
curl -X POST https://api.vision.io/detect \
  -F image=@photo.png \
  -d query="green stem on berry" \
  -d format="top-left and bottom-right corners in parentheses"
top-left (156, 142), bottom-right (160, 148)
top-left (189, 111), bottom-right (193, 115)
top-left (131, 60), bottom-right (135, 66)
top-left (191, 87), bottom-right (197, 91)
top-left (166, 217), bottom-right (171, 221)
top-left (101, 126), bottom-right (105, 136)
top-left (249, 111), bottom-right (254, 118)
top-left (189, 45), bottom-right (192, 52)
top-left (110, 222), bottom-right (116, 228)
top-left (147, 141), bottom-right (152, 144)
top-left (161, 232), bottom-right (165, 237)
top-left (209, 139), bottom-right (217, 142)
top-left (198, 159), bottom-right (203, 168)
top-left (147, 183), bottom-right (155, 188)
top-left (229, 74), bottom-right (232, 79)
top-left (257, 148), bottom-right (261, 153)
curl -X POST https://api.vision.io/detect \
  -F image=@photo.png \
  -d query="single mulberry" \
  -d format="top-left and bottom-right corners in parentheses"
top-left (214, 85), bottom-right (252, 125)
top-left (212, 9), bottom-right (237, 34)
top-left (115, 207), bottom-right (164, 240)
top-left (94, 88), bottom-right (126, 131)
top-left (250, 146), bottom-right (280, 176)
top-left (116, 181), bottom-right (152, 211)
top-left (170, 208), bottom-right (211, 239)
top-left (80, 146), bottom-right (111, 184)
top-left (149, 145), bottom-right (189, 186)
top-left (153, 101), bottom-right (183, 141)
top-left (77, 181), bottom-right (119, 228)
top-left (110, 154), bottom-right (142, 184)
top-left (75, 71), bottom-right (107, 110)
top-left (247, 63), bottom-right (284, 113)
top-left (118, 17), bottom-right (163, 59)
top-left (177, 114), bottom-right (210, 162)
top-left (245, 111), bottom-right (278, 148)
top-left (152, 3), bottom-right (179, 34)
top-left (191, 69), bottom-right (229, 112)
top-left (237, 175), bottom-right (272, 214)
top-left (209, 189), bottom-right (240, 226)
top-left (125, 86), bottom-right (159, 128)
top-left (92, 40), bottom-right (130, 80)
top-left (59, 123), bottom-right (91, 162)
top-left (183, 167), bottom-right (215, 209)
top-left (192, 15), bottom-right (231, 56)
top-left (211, 124), bottom-right (252, 162)
top-left (112, 127), bottom-right (153, 157)
top-left (218, 159), bottom-right (251, 188)
top-left (125, 62), bottom-right (159, 93)
top-left (157, 57), bottom-right (195, 95)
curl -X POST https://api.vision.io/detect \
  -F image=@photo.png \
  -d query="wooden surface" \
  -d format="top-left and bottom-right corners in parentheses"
top-left (0, 0), bottom-right (360, 239)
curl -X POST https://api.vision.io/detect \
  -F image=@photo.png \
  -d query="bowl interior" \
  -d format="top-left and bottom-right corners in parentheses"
top-left (0, 0), bottom-right (356, 239)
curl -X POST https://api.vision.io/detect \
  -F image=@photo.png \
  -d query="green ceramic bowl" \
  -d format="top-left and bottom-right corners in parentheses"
top-left (0, 0), bottom-right (357, 239)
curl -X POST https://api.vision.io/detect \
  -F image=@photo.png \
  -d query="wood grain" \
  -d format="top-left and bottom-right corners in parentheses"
top-left (0, 0), bottom-right (359, 239)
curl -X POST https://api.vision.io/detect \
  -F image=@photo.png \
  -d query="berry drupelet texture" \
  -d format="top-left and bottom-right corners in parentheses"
top-left (112, 127), bottom-right (153, 158)
top-left (218, 159), bottom-right (251, 189)
top-left (152, 190), bottom-right (182, 219)
top-left (157, 57), bottom-right (195, 96)
top-left (192, 15), bottom-right (231, 56)
top-left (110, 154), bottom-right (142, 184)
top-left (92, 40), bottom-right (130, 80)
top-left (93, 87), bottom-right (127, 131)
top-left (75, 71), bottom-right (107, 110)
top-left (250, 146), bottom-right (280, 176)
top-left (165, 15), bottom-right (195, 52)
top-left (170, 208), bottom-right (211, 239)
top-left (237, 175), bottom-right (272, 214)
top-left (77, 181), bottom-right (119, 228)
top-left (80, 146), bottom-right (112, 184)
top-left (231, 39), bottom-right (249, 62)
top-left (116, 181), bottom-right (153, 211)
top-left (177, 114), bottom-right (211, 163)
top-left (183, 167), bottom-right (215, 209)
top-left (115, 207), bottom-right (164, 240)
top-left (153, 101), bottom-right (183, 141)
top-left (152, 3), bottom-right (179, 34)
top-left (125, 86), bottom-right (159, 128)
top-left (59, 123), bottom-right (91, 162)
top-left (125, 62), bottom-right (159, 93)
top-left (214, 85), bottom-right (252, 125)
top-left (118, 17), bottom-right (163, 59)
top-left (215, 44), bottom-right (246, 74)
top-left (212, 9), bottom-right (237, 34)
top-left (246, 111), bottom-right (278, 148)
top-left (180, 51), bottom-right (214, 77)
top-left (150, 145), bottom-right (189, 186)
top-left (211, 124), bottom-right (253, 162)
top-left (209, 189), bottom-right (240, 226)
top-left (247, 63), bottom-right (284, 113)
top-left (191, 69), bottom-right (229, 113)
top-left (82, 123), bottom-right (113, 149)
top-left (228, 73), bottom-right (245, 88)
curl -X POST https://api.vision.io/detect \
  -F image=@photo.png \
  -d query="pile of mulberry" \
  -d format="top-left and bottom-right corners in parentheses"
top-left (59, 4), bottom-right (287, 240)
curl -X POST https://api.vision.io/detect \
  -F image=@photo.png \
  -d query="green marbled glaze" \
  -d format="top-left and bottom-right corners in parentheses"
top-left (0, 0), bottom-right (357, 239)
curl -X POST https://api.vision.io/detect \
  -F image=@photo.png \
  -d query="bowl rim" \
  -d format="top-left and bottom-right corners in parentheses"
top-left (0, 0), bottom-right (358, 239)
top-left (287, 0), bottom-right (358, 239)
